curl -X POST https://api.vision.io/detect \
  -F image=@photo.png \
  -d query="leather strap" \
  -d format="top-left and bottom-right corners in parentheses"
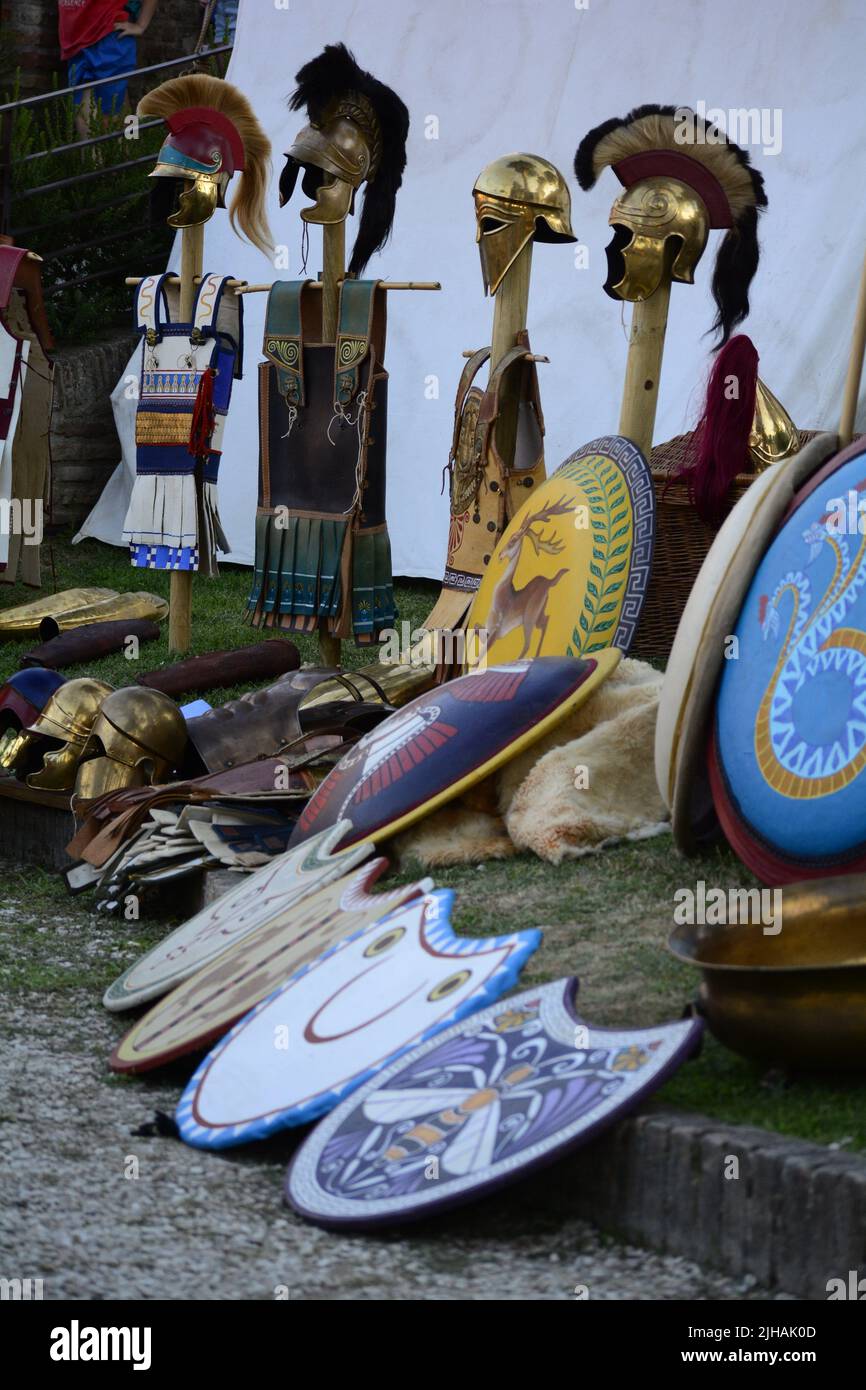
top-left (263, 280), bottom-right (312, 408)
top-left (478, 332), bottom-right (545, 479)
top-left (0, 246), bottom-right (27, 312)
top-left (450, 347), bottom-right (491, 461)
top-left (477, 344), bottom-right (532, 428)
top-left (334, 279), bottom-right (380, 410)
top-left (135, 273), bottom-right (171, 342)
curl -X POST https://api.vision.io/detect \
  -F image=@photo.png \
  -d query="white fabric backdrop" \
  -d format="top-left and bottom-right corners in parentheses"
top-left (75, 0), bottom-right (866, 578)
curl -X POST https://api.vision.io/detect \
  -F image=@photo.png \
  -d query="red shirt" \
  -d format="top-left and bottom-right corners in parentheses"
top-left (58, 0), bottom-right (131, 62)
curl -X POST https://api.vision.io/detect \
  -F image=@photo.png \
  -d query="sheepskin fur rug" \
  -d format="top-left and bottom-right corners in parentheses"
top-left (393, 658), bottom-right (669, 868)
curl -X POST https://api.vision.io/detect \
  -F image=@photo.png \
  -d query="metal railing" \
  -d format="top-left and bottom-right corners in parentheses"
top-left (0, 44), bottom-right (232, 299)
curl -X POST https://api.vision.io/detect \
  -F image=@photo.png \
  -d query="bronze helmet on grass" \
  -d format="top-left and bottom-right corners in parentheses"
top-left (0, 668), bottom-right (67, 775)
top-left (24, 677), bottom-right (114, 792)
top-left (74, 687), bottom-right (188, 799)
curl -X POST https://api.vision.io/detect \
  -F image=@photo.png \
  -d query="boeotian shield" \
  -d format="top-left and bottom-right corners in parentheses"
top-left (464, 436), bottom-right (653, 669)
top-left (175, 889), bottom-right (541, 1149)
top-left (289, 653), bottom-right (620, 851)
top-left (285, 978), bottom-right (702, 1229)
top-left (110, 858), bottom-right (431, 1073)
top-left (103, 820), bottom-right (370, 1011)
top-left (711, 437), bottom-right (866, 882)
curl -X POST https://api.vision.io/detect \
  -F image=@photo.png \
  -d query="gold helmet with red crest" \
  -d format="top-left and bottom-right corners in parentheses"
top-left (140, 73), bottom-right (272, 253)
top-left (575, 105), bottom-right (767, 343)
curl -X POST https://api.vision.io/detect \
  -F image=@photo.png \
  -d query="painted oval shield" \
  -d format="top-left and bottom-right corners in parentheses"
top-left (175, 890), bottom-right (541, 1148)
top-left (464, 436), bottom-right (653, 669)
top-left (103, 821), bottom-right (370, 1011)
top-left (110, 859), bottom-right (430, 1073)
top-left (285, 978), bottom-right (702, 1229)
top-left (290, 652), bottom-right (620, 851)
top-left (711, 437), bottom-right (866, 881)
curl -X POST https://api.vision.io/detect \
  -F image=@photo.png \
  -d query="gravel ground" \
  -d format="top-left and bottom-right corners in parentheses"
top-left (0, 991), bottom-right (793, 1301)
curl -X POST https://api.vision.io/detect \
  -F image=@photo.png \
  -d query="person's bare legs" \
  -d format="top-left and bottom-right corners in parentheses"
top-left (74, 87), bottom-right (92, 142)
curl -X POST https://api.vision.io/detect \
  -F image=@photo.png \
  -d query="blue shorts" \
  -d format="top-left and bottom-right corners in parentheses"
top-left (68, 31), bottom-right (137, 115)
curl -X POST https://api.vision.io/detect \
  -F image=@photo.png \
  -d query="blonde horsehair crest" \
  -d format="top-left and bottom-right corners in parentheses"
top-left (139, 74), bottom-right (273, 254)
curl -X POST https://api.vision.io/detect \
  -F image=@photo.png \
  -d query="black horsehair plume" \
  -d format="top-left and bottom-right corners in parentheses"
top-left (289, 43), bottom-right (409, 277)
top-left (575, 104), bottom-right (767, 344)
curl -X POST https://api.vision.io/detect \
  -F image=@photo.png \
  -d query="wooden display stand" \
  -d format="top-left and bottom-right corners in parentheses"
top-left (489, 240), bottom-right (534, 465)
top-left (617, 272), bottom-right (673, 458)
top-left (169, 222), bottom-right (204, 654)
top-left (318, 220), bottom-right (348, 667)
top-left (128, 237), bottom-right (439, 665)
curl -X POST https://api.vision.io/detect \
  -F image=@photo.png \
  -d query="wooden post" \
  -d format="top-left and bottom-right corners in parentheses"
top-left (489, 241), bottom-right (533, 467)
top-left (617, 272), bottom-right (673, 459)
top-left (168, 222), bottom-right (204, 655)
top-left (321, 220), bottom-right (345, 342)
top-left (839, 248), bottom-right (866, 448)
top-left (318, 220), bottom-right (346, 667)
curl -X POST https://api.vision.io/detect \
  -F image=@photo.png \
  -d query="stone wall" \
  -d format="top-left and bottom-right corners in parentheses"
top-left (1, 2), bottom-right (212, 101)
top-left (49, 330), bottom-right (137, 528)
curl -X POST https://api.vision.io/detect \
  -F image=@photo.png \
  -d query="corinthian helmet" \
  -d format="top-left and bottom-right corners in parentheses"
top-left (575, 105), bottom-right (767, 343)
top-left (473, 153), bottom-right (576, 296)
top-left (279, 44), bottom-right (409, 277)
top-left (140, 73), bottom-right (272, 254)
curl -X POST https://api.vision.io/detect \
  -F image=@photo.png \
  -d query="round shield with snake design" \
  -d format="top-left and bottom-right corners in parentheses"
top-left (711, 437), bottom-right (866, 881)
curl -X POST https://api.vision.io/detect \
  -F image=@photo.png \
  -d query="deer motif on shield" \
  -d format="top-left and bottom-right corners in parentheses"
top-left (478, 496), bottom-right (573, 658)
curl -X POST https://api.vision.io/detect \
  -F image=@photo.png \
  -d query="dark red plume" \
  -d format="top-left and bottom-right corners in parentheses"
top-left (681, 335), bottom-right (759, 524)
top-left (189, 367), bottom-right (216, 457)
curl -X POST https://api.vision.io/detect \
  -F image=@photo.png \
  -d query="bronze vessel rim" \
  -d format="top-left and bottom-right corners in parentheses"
top-left (667, 925), bottom-right (866, 975)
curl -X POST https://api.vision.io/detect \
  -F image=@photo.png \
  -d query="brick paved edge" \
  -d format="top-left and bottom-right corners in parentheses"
top-left (553, 1105), bottom-right (866, 1299)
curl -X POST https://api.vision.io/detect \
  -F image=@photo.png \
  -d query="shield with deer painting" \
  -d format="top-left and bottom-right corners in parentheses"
top-left (464, 436), bottom-right (654, 670)
top-left (289, 653), bottom-right (620, 851)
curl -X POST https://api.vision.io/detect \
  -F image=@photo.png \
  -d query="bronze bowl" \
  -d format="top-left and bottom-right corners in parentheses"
top-left (667, 876), bottom-right (866, 1071)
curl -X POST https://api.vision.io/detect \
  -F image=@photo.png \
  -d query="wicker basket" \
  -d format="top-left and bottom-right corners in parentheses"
top-left (630, 428), bottom-right (820, 663)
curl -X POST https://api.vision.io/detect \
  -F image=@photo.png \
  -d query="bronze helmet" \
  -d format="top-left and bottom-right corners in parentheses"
top-left (74, 687), bottom-right (188, 799)
top-left (139, 73), bottom-right (272, 253)
top-left (473, 153), bottom-right (576, 296)
top-left (0, 668), bottom-right (67, 774)
top-left (575, 104), bottom-right (767, 343)
top-left (279, 44), bottom-right (409, 277)
top-left (25, 677), bottom-right (114, 792)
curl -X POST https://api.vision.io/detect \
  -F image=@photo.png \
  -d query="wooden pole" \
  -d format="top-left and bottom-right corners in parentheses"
top-left (125, 277), bottom-right (442, 292)
top-left (617, 273), bottom-right (673, 459)
top-left (321, 221), bottom-right (345, 342)
top-left (839, 248), bottom-right (866, 448)
top-left (168, 222), bottom-right (204, 655)
top-left (489, 240), bottom-right (534, 469)
top-left (318, 219), bottom-right (347, 666)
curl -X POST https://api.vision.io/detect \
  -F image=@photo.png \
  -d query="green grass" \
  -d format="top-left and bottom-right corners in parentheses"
top-left (2, 536), bottom-right (865, 1152)
top-left (0, 529), bottom-right (439, 696)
